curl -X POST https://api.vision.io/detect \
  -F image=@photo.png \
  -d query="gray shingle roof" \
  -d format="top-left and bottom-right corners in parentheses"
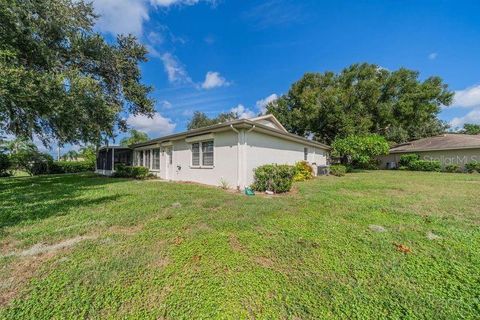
top-left (390, 134), bottom-right (480, 153)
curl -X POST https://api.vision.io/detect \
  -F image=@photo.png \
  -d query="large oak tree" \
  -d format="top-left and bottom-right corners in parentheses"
top-left (267, 63), bottom-right (454, 144)
top-left (0, 0), bottom-right (154, 147)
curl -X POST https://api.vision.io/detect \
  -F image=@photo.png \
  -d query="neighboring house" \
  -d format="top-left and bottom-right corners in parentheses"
top-left (378, 134), bottom-right (480, 169)
top-left (96, 115), bottom-right (330, 189)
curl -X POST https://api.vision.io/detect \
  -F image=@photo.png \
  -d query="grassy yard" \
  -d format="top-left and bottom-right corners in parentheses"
top-left (0, 171), bottom-right (479, 319)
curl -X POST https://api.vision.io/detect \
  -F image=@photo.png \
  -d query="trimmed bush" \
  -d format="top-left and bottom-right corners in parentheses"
top-left (409, 160), bottom-right (441, 172)
top-left (399, 154), bottom-right (420, 168)
top-left (444, 164), bottom-right (461, 173)
top-left (293, 161), bottom-right (314, 182)
top-left (113, 165), bottom-right (149, 179)
top-left (465, 162), bottom-right (480, 173)
top-left (54, 161), bottom-right (94, 173)
top-left (399, 154), bottom-right (440, 172)
top-left (252, 164), bottom-right (296, 193)
top-left (330, 164), bottom-right (347, 177)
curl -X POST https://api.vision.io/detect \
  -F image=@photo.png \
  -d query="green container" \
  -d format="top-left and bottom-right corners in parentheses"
top-left (244, 187), bottom-right (255, 196)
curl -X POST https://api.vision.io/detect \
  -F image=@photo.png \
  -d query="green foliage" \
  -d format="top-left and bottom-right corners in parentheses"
top-left (398, 154), bottom-right (441, 172)
top-left (409, 160), bottom-right (441, 172)
top-left (332, 134), bottom-right (389, 168)
top-left (0, 0), bottom-right (154, 146)
top-left (267, 63), bottom-right (453, 144)
top-left (252, 164), bottom-right (296, 193)
top-left (120, 129), bottom-right (149, 147)
top-left (61, 150), bottom-right (80, 161)
top-left (0, 153), bottom-right (12, 177)
top-left (462, 123), bottom-right (480, 135)
top-left (0, 137), bottom-right (37, 154)
top-left (293, 161), bottom-right (314, 181)
top-left (329, 164), bottom-right (347, 176)
top-left (53, 161), bottom-right (94, 173)
top-left (112, 165), bottom-right (149, 179)
top-left (444, 164), bottom-right (461, 173)
top-left (10, 151), bottom-right (55, 176)
top-left (399, 154), bottom-right (420, 168)
top-left (187, 111), bottom-right (239, 130)
top-left (79, 146), bottom-right (96, 168)
top-left (465, 162), bottom-right (480, 173)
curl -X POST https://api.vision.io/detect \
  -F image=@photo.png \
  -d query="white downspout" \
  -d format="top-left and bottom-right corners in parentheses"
top-left (230, 125), bottom-right (241, 189)
top-left (244, 125), bottom-right (255, 188)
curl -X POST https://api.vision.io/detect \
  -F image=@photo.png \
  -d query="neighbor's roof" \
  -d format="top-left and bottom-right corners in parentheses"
top-left (390, 134), bottom-right (480, 153)
top-left (130, 114), bottom-right (330, 150)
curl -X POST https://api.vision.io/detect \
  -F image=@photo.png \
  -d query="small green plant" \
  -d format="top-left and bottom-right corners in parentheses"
top-left (293, 161), bottom-right (314, 182)
top-left (219, 178), bottom-right (230, 190)
top-left (252, 164), bottom-right (296, 193)
top-left (465, 162), bottom-right (480, 173)
top-left (330, 164), bottom-right (347, 177)
top-left (444, 164), bottom-right (461, 173)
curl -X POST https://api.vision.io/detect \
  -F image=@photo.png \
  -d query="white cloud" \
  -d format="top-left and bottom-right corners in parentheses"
top-left (160, 53), bottom-right (192, 84)
top-left (92, 0), bottom-right (149, 36)
top-left (428, 52), bottom-right (438, 60)
top-left (127, 112), bottom-right (176, 136)
top-left (452, 85), bottom-right (480, 108)
top-left (160, 100), bottom-right (172, 109)
top-left (201, 71), bottom-right (230, 90)
top-left (146, 31), bottom-right (165, 45)
top-left (449, 109), bottom-right (480, 129)
top-left (230, 104), bottom-right (256, 119)
top-left (256, 93), bottom-right (278, 114)
top-left (92, 0), bottom-right (217, 36)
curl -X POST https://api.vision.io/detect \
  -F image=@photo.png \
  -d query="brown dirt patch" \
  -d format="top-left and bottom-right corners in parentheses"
top-left (254, 256), bottom-right (275, 269)
top-left (108, 224), bottom-right (144, 236)
top-left (172, 236), bottom-right (184, 246)
top-left (229, 234), bottom-right (245, 252)
top-left (151, 256), bottom-right (170, 269)
top-left (2, 235), bottom-right (97, 258)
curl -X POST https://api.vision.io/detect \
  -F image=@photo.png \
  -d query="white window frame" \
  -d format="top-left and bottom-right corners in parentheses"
top-left (190, 140), bottom-right (214, 168)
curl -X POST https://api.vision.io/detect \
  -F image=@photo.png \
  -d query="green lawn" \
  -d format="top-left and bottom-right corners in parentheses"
top-left (0, 171), bottom-right (479, 319)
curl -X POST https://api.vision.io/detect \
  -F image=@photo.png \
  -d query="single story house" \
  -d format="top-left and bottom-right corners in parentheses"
top-left (96, 115), bottom-right (330, 189)
top-left (378, 134), bottom-right (480, 169)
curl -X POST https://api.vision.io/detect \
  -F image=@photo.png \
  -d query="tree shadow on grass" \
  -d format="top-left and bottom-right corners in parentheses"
top-left (0, 173), bottom-right (126, 231)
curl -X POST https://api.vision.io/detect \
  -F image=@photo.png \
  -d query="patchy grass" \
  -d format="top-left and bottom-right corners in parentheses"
top-left (0, 171), bottom-right (479, 319)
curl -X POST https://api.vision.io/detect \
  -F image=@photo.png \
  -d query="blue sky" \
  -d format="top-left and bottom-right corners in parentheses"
top-left (59, 0), bottom-right (480, 153)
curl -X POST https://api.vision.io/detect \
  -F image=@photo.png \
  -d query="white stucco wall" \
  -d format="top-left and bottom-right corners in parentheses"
top-left (244, 130), bottom-right (328, 186)
top-left (169, 130), bottom-right (239, 188)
